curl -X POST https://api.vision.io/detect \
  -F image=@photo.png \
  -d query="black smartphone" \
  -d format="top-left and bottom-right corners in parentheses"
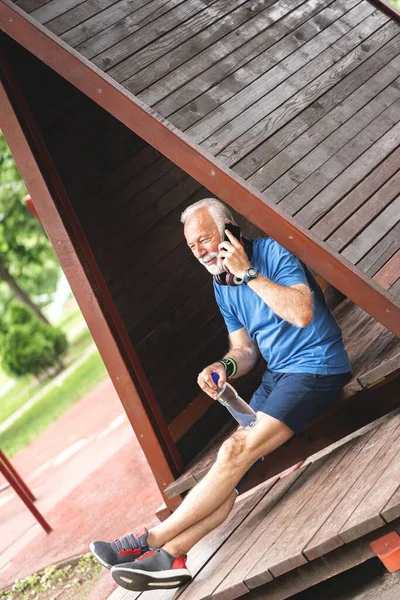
top-left (224, 222), bottom-right (241, 243)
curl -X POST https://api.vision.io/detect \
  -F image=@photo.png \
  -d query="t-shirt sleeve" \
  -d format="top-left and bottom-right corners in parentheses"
top-left (270, 243), bottom-right (309, 288)
top-left (213, 284), bottom-right (243, 333)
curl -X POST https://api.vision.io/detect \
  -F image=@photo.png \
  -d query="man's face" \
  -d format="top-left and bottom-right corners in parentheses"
top-left (184, 209), bottom-right (225, 275)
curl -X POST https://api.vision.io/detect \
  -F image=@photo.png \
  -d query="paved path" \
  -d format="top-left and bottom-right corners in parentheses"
top-left (0, 376), bottom-right (163, 592)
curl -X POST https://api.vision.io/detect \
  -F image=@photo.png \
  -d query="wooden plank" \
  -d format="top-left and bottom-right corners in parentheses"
top-left (214, 13), bottom-right (398, 165)
top-left (242, 437), bottom-right (374, 584)
top-left (233, 42), bottom-right (400, 178)
top-left (296, 120), bottom-right (400, 227)
top-left (178, 468), bottom-right (307, 600)
top-left (62, 0), bottom-right (156, 48)
top-left (303, 413), bottom-right (400, 559)
top-left (311, 146), bottom-right (400, 241)
top-left (279, 98), bottom-right (400, 215)
top-left (139, 477), bottom-right (280, 600)
top-left (265, 82), bottom-right (400, 204)
top-left (15, 0), bottom-right (52, 13)
top-left (46, 0), bottom-right (118, 37)
top-left (339, 442), bottom-right (400, 543)
top-left (188, 0), bottom-right (373, 147)
top-left (389, 277), bottom-right (400, 301)
top-left (342, 195), bottom-right (400, 263)
top-left (129, 0), bottom-right (280, 98)
top-left (213, 452), bottom-right (348, 598)
top-left (359, 351), bottom-right (400, 389)
top-left (97, 0), bottom-right (234, 77)
top-left (162, 0), bottom-right (339, 128)
top-left (31, 0), bottom-right (86, 23)
top-left (78, 0), bottom-right (190, 60)
top-left (374, 249), bottom-right (400, 289)
top-left (382, 486), bottom-right (400, 523)
top-left (326, 170), bottom-right (400, 252)
top-left (357, 221), bottom-right (400, 276)
top-left (234, 519), bottom-right (400, 600)
top-left (246, 68), bottom-right (400, 193)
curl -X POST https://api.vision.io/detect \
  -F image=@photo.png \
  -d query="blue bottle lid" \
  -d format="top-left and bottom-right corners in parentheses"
top-left (211, 373), bottom-right (220, 385)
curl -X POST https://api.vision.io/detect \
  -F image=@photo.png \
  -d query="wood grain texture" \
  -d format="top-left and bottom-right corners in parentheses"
top-left (265, 81), bottom-right (400, 204)
top-left (381, 486), bottom-right (400, 523)
top-left (339, 437), bottom-right (400, 543)
top-left (45, 0), bottom-right (118, 36)
top-left (180, 469), bottom-right (306, 600)
top-left (342, 195), bottom-right (400, 263)
top-left (216, 14), bottom-right (398, 168)
top-left (162, 0), bottom-right (338, 129)
top-left (326, 169), bottom-right (400, 252)
top-left (311, 146), bottom-right (400, 241)
top-left (246, 67), bottom-right (400, 193)
top-left (129, 0), bottom-right (280, 99)
top-left (373, 249), bottom-right (400, 290)
top-left (279, 97), bottom-right (400, 216)
top-left (190, 0), bottom-right (373, 148)
top-left (303, 413), bottom-right (400, 560)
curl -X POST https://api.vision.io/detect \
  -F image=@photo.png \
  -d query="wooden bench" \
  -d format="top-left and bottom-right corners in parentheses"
top-left (109, 409), bottom-right (400, 600)
top-left (165, 299), bottom-right (400, 499)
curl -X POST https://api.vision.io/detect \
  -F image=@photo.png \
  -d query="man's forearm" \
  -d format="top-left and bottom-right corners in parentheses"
top-left (222, 345), bottom-right (258, 379)
top-left (247, 275), bottom-right (312, 328)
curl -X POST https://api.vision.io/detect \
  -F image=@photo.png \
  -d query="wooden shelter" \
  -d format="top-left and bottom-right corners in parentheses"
top-left (1, 0), bottom-right (399, 597)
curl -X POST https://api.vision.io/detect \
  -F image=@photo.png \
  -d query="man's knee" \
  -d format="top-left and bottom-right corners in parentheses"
top-left (217, 431), bottom-right (251, 467)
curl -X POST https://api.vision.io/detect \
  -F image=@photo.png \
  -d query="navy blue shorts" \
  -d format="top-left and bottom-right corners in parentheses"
top-left (249, 369), bottom-right (352, 435)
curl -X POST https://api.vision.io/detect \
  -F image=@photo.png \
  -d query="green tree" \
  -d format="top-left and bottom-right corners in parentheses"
top-left (2, 303), bottom-right (68, 378)
top-left (0, 132), bottom-right (60, 323)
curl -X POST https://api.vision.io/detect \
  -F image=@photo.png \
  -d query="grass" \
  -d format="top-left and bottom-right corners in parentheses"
top-left (0, 351), bottom-right (107, 458)
top-left (0, 553), bottom-right (103, 600)
top-left (0, 302), bottom-right (92, 425)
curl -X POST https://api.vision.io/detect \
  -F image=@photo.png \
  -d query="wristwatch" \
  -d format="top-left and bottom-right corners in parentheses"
top-left (242, 266), bottom-right (259, 285)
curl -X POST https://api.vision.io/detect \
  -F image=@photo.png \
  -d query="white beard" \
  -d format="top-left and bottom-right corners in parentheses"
top-left (198, 252), bottom-right (225, 275)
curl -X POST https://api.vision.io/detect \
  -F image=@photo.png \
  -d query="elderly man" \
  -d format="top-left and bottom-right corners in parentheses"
top-left (90, 199), bottom-right (351, 592)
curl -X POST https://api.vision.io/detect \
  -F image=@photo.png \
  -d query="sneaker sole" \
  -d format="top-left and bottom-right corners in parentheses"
top-left (89, 542), bottom-right (112, 570)
top-left (112, 566), bottom-right (192, 591)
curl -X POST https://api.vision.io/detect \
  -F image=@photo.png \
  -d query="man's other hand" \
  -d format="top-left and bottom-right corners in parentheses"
top-left (197, 363), bottom-right (226, 399)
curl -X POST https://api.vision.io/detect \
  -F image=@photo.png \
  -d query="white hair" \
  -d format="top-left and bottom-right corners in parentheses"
top-left (180, 198), bottom-right (236, 236)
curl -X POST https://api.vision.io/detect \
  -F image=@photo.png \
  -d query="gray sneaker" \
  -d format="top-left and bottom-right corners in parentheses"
top-left (89, 526), bottom-right (149, 569)
top-left (111, 548), bottom-right (192, 591)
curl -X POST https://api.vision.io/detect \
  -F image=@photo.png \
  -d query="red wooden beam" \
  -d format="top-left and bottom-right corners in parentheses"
top-left (370, 531), bottom-right (400, 572)
top-left (0, 73), bottom-right (182, 511)
top-left (0, 0), bottom-right (398, 336)
top-left (0, 451), bottom-right (51, 533)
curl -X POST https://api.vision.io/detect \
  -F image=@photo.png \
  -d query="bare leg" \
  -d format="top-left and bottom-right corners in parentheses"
top-left (162, 490), bottom-right (237, 556)
top-left (147, 413), bottom-right (293, 549)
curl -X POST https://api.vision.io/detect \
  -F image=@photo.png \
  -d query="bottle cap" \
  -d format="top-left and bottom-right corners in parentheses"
top-left (211, 373), bottom-right (220, 385)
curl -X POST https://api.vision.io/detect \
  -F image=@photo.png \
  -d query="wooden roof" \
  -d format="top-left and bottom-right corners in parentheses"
top-left (108, 409), bottom-right (400, 600)
top-left (1, 0), bottom-right (400, 335)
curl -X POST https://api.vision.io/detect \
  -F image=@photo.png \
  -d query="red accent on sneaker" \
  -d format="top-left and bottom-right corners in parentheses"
top-left (172, 556), bottom-right (187, 570)
top-left (119, 549), bottom-right (141, 556)
top-left (137, 550), bottom-right (157, 561)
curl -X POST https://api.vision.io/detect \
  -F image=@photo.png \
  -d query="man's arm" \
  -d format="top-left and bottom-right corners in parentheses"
top-left (246, 279), bottom-right (313, 328)
top-left (197, 328), bottom-right (259, 399)
top-left (221, 230), bottom-right (313, 328)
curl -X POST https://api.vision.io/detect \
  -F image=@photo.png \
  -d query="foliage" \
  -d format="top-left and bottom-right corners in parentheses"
top-left (0, 350), bottom-right (107, 457)
top-left (1, 303), bottom-right (68, 378)
top-left (0, 553), bottom-right (103, 600)
top-left (389, 0), bottom-right (400, 8)
top-left (0, 133), bottom-right (60, 300)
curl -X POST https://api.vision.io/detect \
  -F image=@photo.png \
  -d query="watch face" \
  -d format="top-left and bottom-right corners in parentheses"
top-left (248, 267), bottom-right (258, 277)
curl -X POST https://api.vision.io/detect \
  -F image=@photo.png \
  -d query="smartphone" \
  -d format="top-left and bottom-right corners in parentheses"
top-left (224, 222), bottom-right (241, 243)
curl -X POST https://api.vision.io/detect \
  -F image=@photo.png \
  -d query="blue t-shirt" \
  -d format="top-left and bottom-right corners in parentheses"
top-left (214, 238), bottom-right (351, 375)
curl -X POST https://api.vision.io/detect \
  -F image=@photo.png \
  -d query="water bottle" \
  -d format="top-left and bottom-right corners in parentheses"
top-left (211, 373), bottom-right (258, 429)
